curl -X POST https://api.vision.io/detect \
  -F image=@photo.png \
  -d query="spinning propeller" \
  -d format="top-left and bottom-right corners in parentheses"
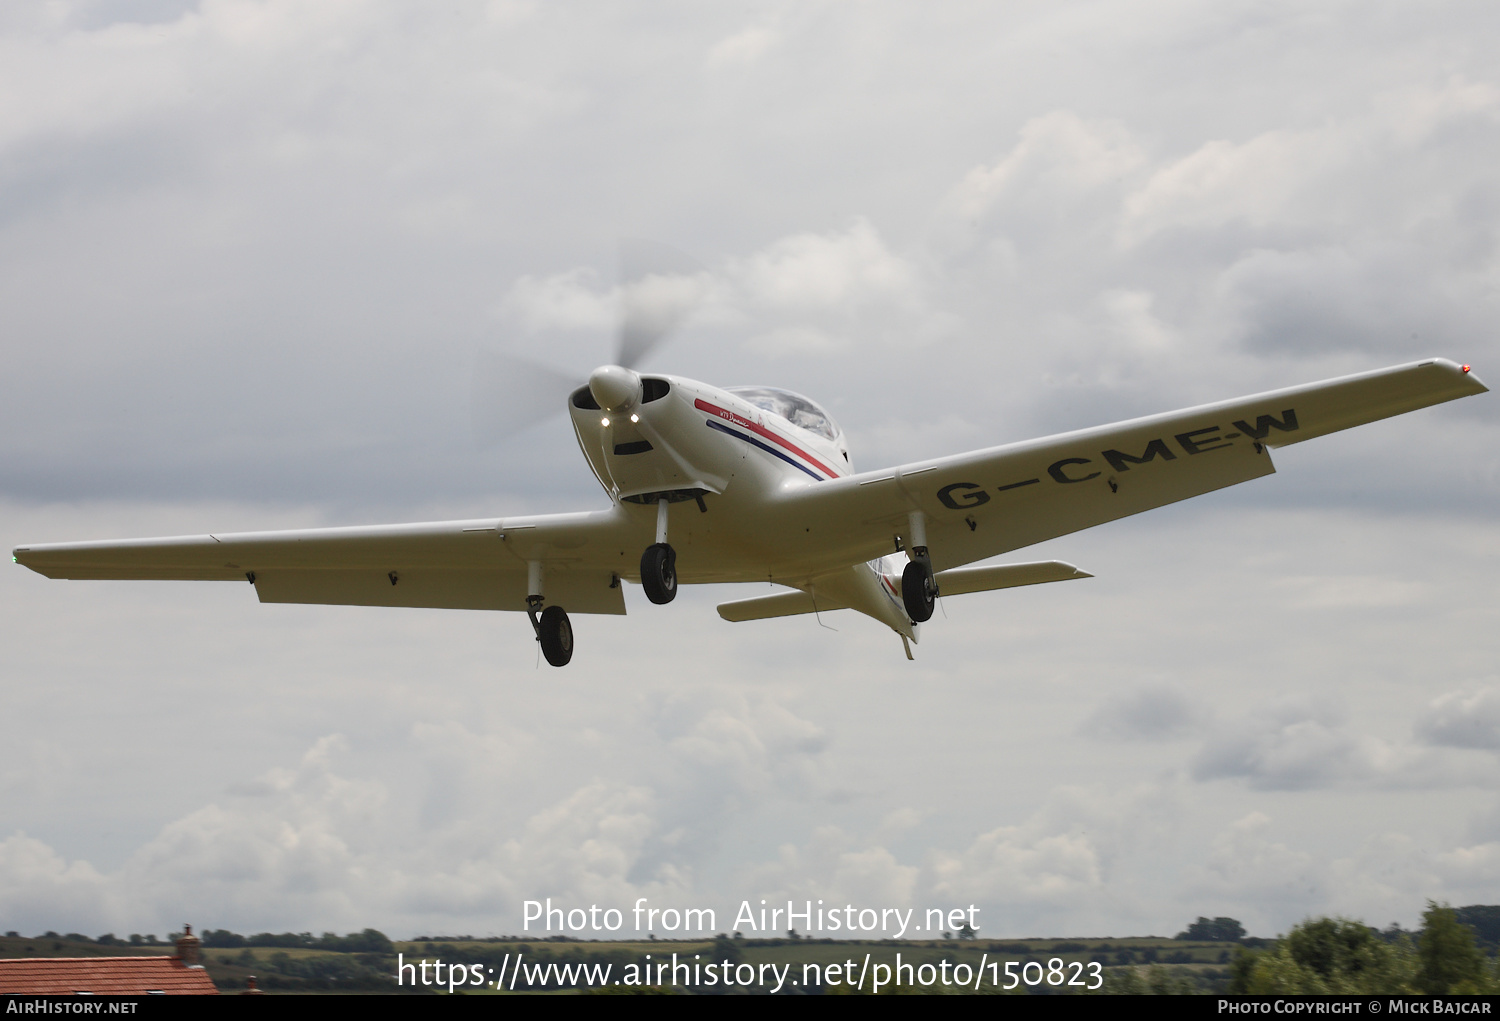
top-left (471, 240), bottom-right (706, 447)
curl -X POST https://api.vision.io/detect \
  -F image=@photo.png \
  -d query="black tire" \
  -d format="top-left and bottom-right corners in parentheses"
top-left (902, 560), bottom-right (935, 622)
top-left (640, 543), bottom-right (677, 605)
top-left (538, 605), bottom-right (573, 667)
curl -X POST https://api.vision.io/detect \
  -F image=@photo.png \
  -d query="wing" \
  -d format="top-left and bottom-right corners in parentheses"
top-left (13, 509), bottom-right (644, 614)
top-left (762, 358), bottom-right (1487, 577)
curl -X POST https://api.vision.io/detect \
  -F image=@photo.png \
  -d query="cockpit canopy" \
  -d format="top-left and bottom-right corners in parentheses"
top-left (724, 386), bottom-right (842, 442)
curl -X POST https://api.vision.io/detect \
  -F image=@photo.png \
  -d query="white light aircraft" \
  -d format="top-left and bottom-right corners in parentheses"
top-left (12, 359), bottom-right (1487, 666)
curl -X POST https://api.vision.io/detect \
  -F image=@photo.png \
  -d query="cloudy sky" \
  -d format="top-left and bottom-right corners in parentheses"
top-left (3, 0), bottom-right (1499, 941)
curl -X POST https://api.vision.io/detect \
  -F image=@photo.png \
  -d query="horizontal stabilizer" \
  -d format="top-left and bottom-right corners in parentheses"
top-left (716, 560), bottom-right (1091, 622)
top-left (935, 560), bottom-right (1092, 595)
top-left (718, 588), bottom-right (822, 622)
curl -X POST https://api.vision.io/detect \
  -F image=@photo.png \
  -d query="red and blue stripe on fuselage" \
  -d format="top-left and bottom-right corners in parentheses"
top-left (694, 398), bottom-right (843, 482)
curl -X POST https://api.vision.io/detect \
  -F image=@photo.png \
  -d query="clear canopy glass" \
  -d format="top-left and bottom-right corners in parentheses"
top-left (724, 386), bottom-right (842, 441)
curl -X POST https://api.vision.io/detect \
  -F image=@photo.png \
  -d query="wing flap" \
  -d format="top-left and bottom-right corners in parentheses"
top-left (255, 568), bottom-right (626, 614)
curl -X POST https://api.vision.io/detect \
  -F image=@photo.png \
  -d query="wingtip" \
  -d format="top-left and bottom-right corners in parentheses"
top-left (1432, 357), bottom-right (1488, 393)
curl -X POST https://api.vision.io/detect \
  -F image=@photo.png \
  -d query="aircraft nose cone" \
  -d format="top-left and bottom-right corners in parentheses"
top-left (588, 365), bottom-right (642, 412)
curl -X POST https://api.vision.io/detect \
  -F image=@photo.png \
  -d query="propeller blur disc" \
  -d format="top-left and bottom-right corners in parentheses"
top-left (471, 240), bottom-right (705, 449)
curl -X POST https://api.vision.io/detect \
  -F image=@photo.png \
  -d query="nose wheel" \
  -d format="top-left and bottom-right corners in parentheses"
top-left (641, 543), bottom-right (677, 604)
top-left (641, 496), bottom-right (679, 605)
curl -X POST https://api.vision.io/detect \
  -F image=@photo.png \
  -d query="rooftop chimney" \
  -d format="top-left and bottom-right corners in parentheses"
top-left (174, 924), bottom-right (201, 966)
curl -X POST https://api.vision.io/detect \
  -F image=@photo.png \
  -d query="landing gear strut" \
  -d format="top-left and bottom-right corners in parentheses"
top-left (641, 497), bottom-right (678, 605)
top-left (900, 510), bottom-right (937, 623)
top-left (527, 596), bottom-right (574, 667)
top-left (526, 563), bottom-right (573, 667)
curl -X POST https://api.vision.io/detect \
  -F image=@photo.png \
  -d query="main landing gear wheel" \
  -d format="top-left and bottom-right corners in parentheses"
top-left (641, 542), bottom-right (677, 604)
top-left (902, 560), bottom-right (935, 623)
top-left (538, 605), bottom-right (573, 667)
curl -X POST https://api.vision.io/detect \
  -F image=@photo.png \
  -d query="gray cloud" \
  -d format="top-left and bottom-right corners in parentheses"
top-left (1193, 697), bottom-right (1359, 790)
top-left (1192, 696), bottom-right (1494, 792)
top-left (1080, 683), bottom-right (1204, 742)
top-left (1416, 687), bottom-right (1500, 750)
top-left (0, 4), bottom-right (1495, 514)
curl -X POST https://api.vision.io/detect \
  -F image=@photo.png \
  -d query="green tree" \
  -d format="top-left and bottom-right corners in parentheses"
top-left (1453, 905), bottom-right (1500, 952)
top-left (1227, 947), bottom-right (1260, 992)
top-left (1416, 902), bottom-right (1489, 994)
top-left (710, 934), bottom-right (742, 966)
top-left (1175, 916), bottom-right (1246, 942)
top-left (1240, 917), bottom-right (1415, 994)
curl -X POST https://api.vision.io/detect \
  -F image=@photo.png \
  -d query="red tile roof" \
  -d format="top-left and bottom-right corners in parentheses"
top-left (0, 956), bottom-right (218, 995)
